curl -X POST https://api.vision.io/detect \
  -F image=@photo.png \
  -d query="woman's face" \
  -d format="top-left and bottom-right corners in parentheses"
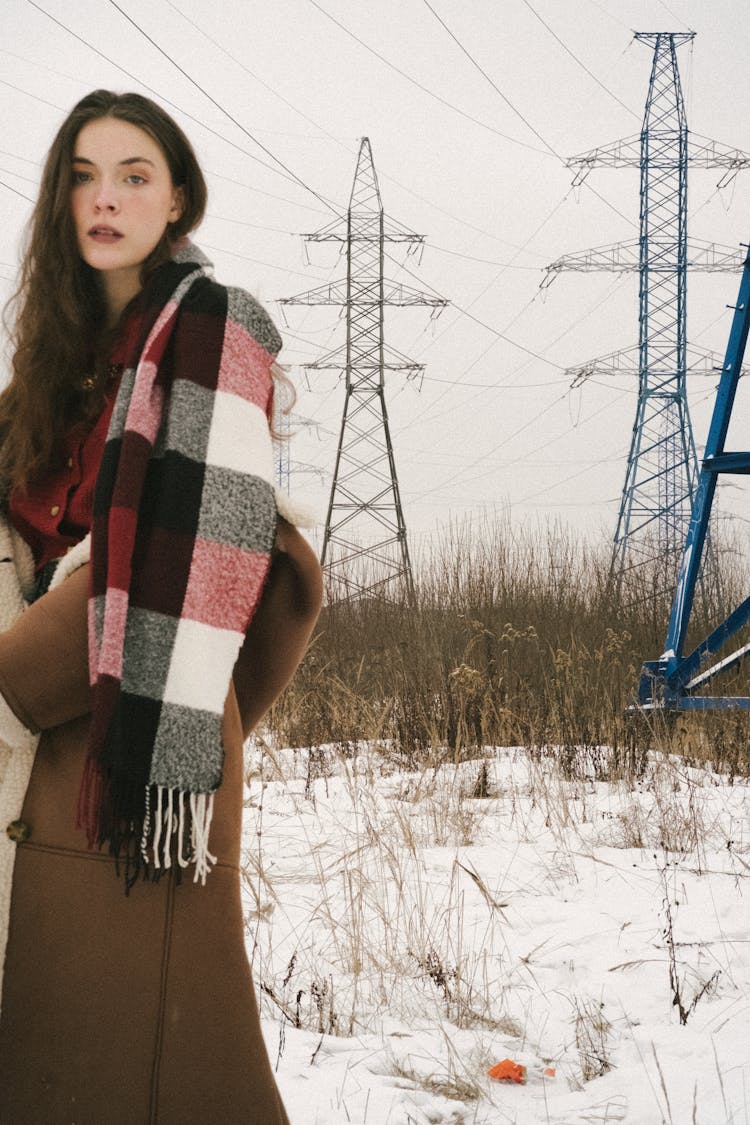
top-left (70, 116), bottom-right (184, 318)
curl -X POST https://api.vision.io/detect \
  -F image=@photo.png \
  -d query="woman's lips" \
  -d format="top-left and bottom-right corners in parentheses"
top-left (88, 227), bottom-right (123, 243)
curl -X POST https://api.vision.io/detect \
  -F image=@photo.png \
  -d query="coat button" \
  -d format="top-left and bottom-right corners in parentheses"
top-left (6, 819), bottom-right (30, 843)
top-left (50, 505), bottom-right (60, 517)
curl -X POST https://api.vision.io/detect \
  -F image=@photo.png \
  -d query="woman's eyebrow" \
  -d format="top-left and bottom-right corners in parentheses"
top-left (71, 156), bottom-right (156, 167)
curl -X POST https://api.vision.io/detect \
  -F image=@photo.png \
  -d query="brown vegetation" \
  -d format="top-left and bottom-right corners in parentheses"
top-left (268, 521), bottom-right (750, 778)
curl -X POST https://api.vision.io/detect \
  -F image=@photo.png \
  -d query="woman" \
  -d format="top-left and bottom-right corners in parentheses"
top-left (0, 90), bottom-right (321, 1123)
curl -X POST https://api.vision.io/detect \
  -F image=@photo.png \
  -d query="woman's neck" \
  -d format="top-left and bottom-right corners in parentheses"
top-left (102, 268), bottom-right (142, 328)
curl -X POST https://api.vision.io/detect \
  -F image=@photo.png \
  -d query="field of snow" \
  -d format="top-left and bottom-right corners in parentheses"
top-left (241, 742), bottom-right (750, 1124)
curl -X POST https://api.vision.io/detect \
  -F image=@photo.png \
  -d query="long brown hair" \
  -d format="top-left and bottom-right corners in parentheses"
top-left (0, 90), bottom-right (207, 492)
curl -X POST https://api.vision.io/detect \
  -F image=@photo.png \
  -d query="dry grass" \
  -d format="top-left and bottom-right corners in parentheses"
top-left (249, 519), bottom-right (750, 1114)
top-left (572, 996), bottom-right (614, 1084)
top-left (269, 519), bottom-right (750, 779)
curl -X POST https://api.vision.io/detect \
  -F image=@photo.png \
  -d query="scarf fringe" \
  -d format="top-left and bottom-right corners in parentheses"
top-left (141, 785), bottom-right (216, 885)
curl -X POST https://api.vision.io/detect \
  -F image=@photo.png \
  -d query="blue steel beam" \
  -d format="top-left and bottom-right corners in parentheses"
top-left (639, 244), bottom-right (750, 709)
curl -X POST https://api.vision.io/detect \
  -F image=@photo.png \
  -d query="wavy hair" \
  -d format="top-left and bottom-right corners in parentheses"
top-left (0, 90), bottom-right (207, 491)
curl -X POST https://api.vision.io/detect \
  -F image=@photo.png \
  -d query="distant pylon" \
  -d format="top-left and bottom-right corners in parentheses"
top-left (281, 139), bottom-right (446, 601)
top-left (543, 32), bottom-right (750, 587)
top-left (272, 378), bottom-right (293, 494)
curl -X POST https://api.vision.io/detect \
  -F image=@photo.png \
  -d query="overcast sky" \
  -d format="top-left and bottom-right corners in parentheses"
top-left (3, 0), bottom-right (750, 558)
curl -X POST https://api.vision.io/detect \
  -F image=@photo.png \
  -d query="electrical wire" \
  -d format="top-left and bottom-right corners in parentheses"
top-left (0, 74), bottom-right (68, 114)
top-left (203, 168), bottom-right (330, 216)
top-left (426, 242), bottom-right (546, 269)
top-left (518, 0), bottom-right (638, 120)
top-left (204, 211), bottom-right (308, 236)
top-left (23, 0), bottom-right (336, 206)
top-left (420, 0), bottom-right (557, 155)
top-left (656, 0), bottom-right (694, 30)
top-left (8, 3), bottom-right (726, 537)
top-left (0, 166), bottom-right (37, 187)
top-left (0, 178), bottom-right (34, 203)
top-left (393, 277), bottom-right (632, 501)
top-left (417, 0), bottom-right (636, 230)
top-left (164, 0), bottom-right (541, 253)
top-left (382, 187), bottom-right (577, 404)
top-left (306, 0), bottom-right (551, 156)
top-left (0, 147), bottom-right (37, 166)
top-left (199, 241), bottom-right (330, 282)
top-left (2, 50), bottom-right (332, 220)
top-left (11, 3), bottom-right (633, 395)
top-left (583, 0), bottom-right (631, 32)
top-left (105, 0), bottom-right (342, 215)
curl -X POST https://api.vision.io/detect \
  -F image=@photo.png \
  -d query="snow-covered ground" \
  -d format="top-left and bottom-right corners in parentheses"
top-left (241, 743), bottom-right (750, 1124)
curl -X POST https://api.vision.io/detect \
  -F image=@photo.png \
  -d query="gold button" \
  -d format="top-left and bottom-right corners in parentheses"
top-left (67, 457), bottom-right (73, 469)
top-left (6, 819), bottom-right (30, 843)
top-left (50, 505), bottom-right (60, 517)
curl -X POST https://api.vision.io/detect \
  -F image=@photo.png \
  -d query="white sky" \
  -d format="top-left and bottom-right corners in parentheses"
top-left (3, 0), bottom-right (750, 558)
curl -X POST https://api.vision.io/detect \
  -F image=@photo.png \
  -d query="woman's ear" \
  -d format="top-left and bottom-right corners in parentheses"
top-left (169, 185), bottom-right (185, 223)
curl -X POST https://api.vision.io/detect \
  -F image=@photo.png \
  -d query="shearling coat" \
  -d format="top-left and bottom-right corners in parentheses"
top-left (0, 244), bottom-right (322, 1123)
top-left (0, 560), bottom-right (292, 1124)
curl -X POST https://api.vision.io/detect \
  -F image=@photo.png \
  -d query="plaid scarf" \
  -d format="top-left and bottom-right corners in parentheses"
top-left (78, 242), bottom-right (280, 886)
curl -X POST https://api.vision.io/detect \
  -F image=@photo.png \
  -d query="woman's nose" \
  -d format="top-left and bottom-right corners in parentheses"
top-left (94, 184), bottom-right (119, 212)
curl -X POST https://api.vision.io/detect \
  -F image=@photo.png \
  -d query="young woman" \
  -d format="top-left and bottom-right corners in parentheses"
top-left (0, 90), bottom-right (321, 1124)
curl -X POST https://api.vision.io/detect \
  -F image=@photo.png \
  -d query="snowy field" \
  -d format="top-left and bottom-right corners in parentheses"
top-left (241, 743), bottom-right (750, 1124)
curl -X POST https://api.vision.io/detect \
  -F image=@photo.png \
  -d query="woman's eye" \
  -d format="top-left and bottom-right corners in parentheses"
top-left (72, 170), bottom-right (92, 184)
top-left (127, 174), bottom-right (146, 184)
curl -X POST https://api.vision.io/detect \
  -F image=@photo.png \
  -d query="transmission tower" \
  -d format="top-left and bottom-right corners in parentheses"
top-left (281, 138), bottom-right (446, 601)
top-left (271, 383), bottom-right (323, 496)
top-left (543, 32), bottom-right (750, 585)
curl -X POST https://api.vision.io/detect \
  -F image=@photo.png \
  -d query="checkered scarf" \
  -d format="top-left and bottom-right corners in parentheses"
top-left (78, 242), bottom-right (280, 885)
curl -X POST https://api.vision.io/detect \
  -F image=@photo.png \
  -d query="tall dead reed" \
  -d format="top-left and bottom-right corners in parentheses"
top-left (268, 519), bottom-right (750, 777)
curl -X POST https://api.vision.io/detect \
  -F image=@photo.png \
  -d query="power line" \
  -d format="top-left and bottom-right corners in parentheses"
top-left (105, 0), bottom-right (341, 216)
top-left (395, 187), bottom-right (576, 378)
top-left (199, 241), bottom-right (330, 283)
top-left (166, 0), bottom-right (540, 255)
top-left (9, 3), bottom-right (631, 387)
top-left (404, 384), bottom-right (633, 505)
top-left (306, 0), bottom-right (551, 156)
top-left (0, 178), bottom-right (34, 203)
top-left (426, 242), bottom-right (545, 269)
top-left (0, 147), bottom-right (37, 166)
top-left (421, 0), bottom-right (558, 157)
top-left (165, 0), bottom-right (348, 155)
top-left (519, 0), bottom-right (639, 120)
top-left (583, 0), bottom-right (632, 32)
top-left (23, 0), bottom-right (333, 205)
top-left (0, 74), bottom-right (67, 114)
top-left (0, 166), bottom-right (37, 187)
top-left (416, 0), bottom-right (635, 230)
top-left (0, 68), bottom-right (330, 220)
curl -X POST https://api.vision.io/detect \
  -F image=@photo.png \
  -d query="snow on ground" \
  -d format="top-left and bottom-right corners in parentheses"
top-left (241, 743), bottom-right (750, 1124)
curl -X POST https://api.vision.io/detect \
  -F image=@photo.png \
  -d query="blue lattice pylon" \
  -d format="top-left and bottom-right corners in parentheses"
top-left (544, 32), bottom-right (750, 587)
top-left (617, 32), bottom-right (697, 577)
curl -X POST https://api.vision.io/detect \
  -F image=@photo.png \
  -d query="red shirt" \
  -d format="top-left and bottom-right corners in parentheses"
top-left (9, 366), bottom-right (123, 571)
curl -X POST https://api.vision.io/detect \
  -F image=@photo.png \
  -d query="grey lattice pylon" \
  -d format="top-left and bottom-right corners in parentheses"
top-left (544, 32), bottom-right (750, 589)
top-left (282, 139), bottom-right (446, 601)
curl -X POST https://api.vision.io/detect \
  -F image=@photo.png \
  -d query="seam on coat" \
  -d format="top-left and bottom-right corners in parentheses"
top-left (18, 842), bottom-right (117, 863)
top-left (18, 840), bottom-right (239, 872)
top-left (150, 868), bottom-right (175, 1125)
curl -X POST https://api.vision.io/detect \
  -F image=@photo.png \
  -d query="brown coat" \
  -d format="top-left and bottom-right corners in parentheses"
top-left (0, 526), bottom-right (322, 1125)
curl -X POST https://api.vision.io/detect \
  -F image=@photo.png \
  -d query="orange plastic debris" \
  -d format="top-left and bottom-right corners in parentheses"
top-left (487, 1058), bottom-right (527, 1084)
